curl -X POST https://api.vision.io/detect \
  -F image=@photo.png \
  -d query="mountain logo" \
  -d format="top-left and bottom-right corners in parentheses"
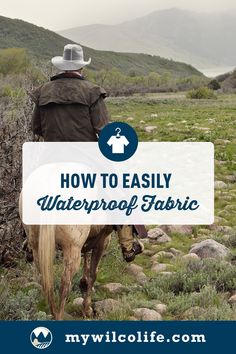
top-left (30, 327), bottom-right (53, 349)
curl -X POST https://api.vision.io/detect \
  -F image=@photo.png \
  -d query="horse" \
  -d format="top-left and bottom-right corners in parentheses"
top-left (19, 193), bottom-right (113, 320)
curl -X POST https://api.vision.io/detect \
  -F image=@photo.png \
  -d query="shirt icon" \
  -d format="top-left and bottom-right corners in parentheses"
top-left (107, 128), bottom-right (129, 154)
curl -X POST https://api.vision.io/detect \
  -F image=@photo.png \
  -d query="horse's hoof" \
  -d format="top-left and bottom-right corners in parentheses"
top-left (82, 306), bottom-right (93, 318)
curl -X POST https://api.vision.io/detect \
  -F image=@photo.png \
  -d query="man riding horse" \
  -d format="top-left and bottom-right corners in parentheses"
top-left (31, 43), bottom-right (145, 262)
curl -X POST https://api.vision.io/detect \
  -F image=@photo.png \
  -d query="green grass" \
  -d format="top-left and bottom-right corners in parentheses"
top-left (107, 92), bottom-right (236, 227)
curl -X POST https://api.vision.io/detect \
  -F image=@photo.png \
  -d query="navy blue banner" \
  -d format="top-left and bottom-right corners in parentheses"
top-left (0, 321), bottom-right (235, 354)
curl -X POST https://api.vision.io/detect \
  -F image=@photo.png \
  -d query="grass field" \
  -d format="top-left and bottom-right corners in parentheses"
top-left (0, 92), bottom-right (236, 320)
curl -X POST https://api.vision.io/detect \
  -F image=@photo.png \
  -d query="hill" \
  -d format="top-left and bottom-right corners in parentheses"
top-left (0, 15), bottom-right (201, 77)
top-left (217, 69), bottom-right (236, 92)
top-left (59, 8), bottom-right (236, 69)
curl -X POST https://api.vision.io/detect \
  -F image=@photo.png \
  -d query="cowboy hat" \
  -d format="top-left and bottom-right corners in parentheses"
top-left (51, 44), bottom-right (91, 70)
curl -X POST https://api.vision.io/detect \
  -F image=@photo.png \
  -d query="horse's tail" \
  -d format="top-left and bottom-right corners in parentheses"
top-left (38, 225), bottom-right (56, 309)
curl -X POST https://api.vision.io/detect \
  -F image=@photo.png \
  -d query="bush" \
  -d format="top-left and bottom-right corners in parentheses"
top-left (208, 79), bottom-right (221, 90)
top-left (0, 278), bottom-right (39, 320)
top-left (0, 48), bottom-right (30, 76)
top-left (144, 258), bottom-right (236, 296)
top-left (0, 84), bottom-right (26, 99)
top-left (168, 286), bottom-right (236, 320)
top-left (0, 74), bottom-right (33, 266)
top-left (187, 87), bottom-right (216, 99)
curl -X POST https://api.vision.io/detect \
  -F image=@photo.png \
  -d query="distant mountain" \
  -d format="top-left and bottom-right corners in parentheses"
top-left (59, 8), bottom-right (236, 69)
top-left (0, 15), bottom-right (202, 77)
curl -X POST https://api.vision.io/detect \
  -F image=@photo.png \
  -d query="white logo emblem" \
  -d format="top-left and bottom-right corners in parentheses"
top-left (30, 327), bottom-right (53, 349)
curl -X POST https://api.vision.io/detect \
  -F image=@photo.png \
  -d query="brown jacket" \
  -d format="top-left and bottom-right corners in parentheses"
top-left (31, 73), bottom-right (110, 141)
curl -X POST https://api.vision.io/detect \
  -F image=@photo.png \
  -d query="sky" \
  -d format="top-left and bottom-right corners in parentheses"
top-left (1, 0), bottom-right (236, 31)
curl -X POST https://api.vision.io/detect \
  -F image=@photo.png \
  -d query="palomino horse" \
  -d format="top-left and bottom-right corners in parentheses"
top-left (19, 194), bottom-right (113, 319)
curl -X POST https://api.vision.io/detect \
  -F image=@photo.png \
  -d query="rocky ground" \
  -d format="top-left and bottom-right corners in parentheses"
top-left (69, 223), bottom-right (236, 321)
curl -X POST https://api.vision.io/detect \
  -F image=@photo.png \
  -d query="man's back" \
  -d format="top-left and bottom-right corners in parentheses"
top-left (31, 74), bottom-right (109, 142)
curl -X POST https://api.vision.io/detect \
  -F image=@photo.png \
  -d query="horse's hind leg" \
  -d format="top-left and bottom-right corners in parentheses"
top-left (57, 245), bottom-right (82, 320)
top-left (24, 225), bottom-right (40, 269)
top-left (80, 252), bottom-right (93, 317)
top-left (79, 252), bottom-right (91, 294)
top-left (83, 236), bottom-right (111, 317)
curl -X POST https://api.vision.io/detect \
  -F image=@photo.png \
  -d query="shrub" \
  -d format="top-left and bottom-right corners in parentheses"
top-left (144, 258), bottom-right (236, 297)
top-left (187, 86), bottom-right (216, 99)
top-left (0, 84), bottom-right (26, 99)
top-left (169, 286), bottom-right (236, 320)
top-left (0, 281), bottom-right (39, 320)
top-left (0, 74), bottom-right (33, 266)
top-left (208, 79), bottom-right (221, 90)
top-left (0, 48), bottom-right (30, 76)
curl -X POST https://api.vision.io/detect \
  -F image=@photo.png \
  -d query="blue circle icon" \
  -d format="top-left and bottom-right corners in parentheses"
top-left (98, 122), bottom-right (138, 161)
